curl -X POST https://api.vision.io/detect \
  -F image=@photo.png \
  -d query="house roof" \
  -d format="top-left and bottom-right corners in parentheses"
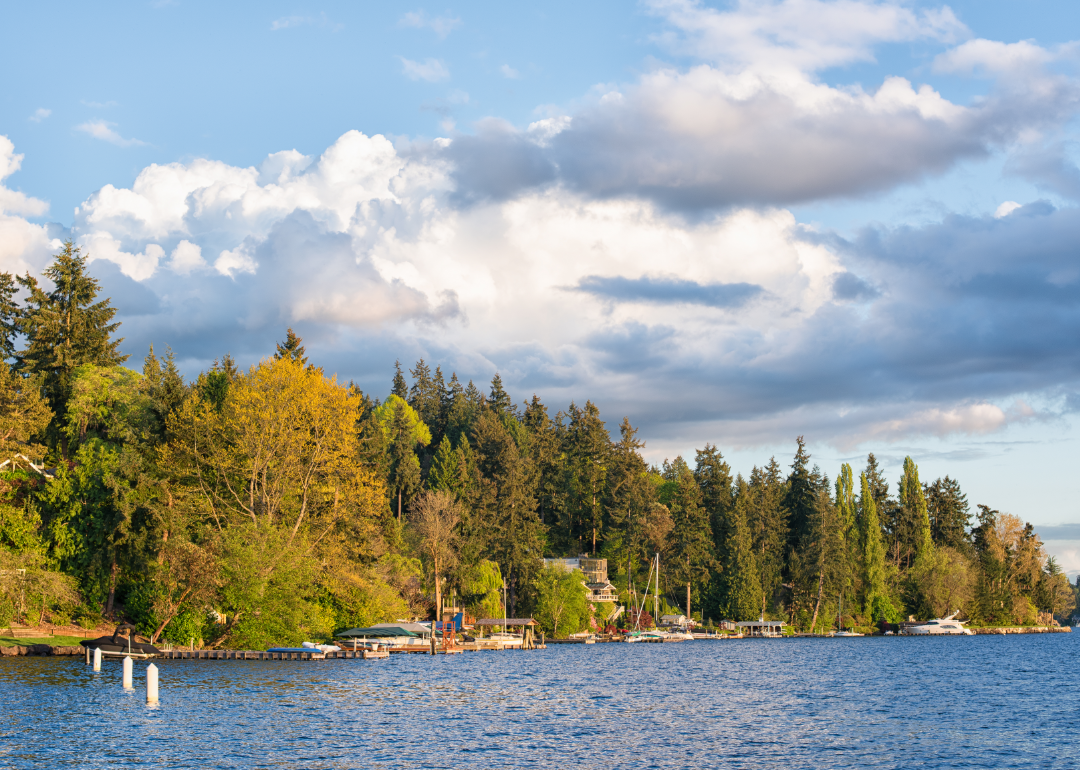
top-left (335, 626), bottom-right (419, 638)
top-left (475, 618), bottom-right (538, 626)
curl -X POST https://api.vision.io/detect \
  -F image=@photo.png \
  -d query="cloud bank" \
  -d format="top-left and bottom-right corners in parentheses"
top-left (2, 0), bottom-right (1079, 454)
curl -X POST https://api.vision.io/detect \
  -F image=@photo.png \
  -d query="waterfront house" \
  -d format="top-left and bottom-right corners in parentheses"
top-left (544, 555), bottom-right (618, 602)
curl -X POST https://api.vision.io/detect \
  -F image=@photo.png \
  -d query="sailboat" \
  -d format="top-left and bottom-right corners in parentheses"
top-left (829, 595), bottom-right (864, 637)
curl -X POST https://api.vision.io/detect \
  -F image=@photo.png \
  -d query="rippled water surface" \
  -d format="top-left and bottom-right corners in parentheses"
top-left (2, 633), bottom-right (1077, 769)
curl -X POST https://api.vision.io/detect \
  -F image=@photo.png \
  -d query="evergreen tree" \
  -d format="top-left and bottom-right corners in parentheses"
top-left (563, 401), bottom-right (609, 555)
top-left (0, 272), bottom-right (19, 362)
top-left (664, 459), bottom-right (714, 621)
top-left (488, 373), bottom-right (514, 417)
top-left (523, 395), bottom-right (566, 533)
top-left (925, 476), bottom-right (970, 551)
top-left (409, 359), bottom-right (441, 433)
top-left (273, 328), bottom-right (307, 364)
top-left (721, 476), bottom-right (763, 620)
top-left (142, 345), bottom-right (187, 441)
top-left (470, 410), bottom-right (543, 615)
top-left (785, 436), bottom-right (815, 552)
top-left (391, 360), bottom-right (408, 400)
top-left (747, 459), bottom-right (788, 617)
top-left (17, 241), bottom-right (127, 457)
top-left (606, 417), bottom-right (654, 592)
top-left (431, 365), bottom-right (448, 442)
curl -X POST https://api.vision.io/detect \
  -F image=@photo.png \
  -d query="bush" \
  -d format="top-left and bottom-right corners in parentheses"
top-left (162, 609), bottom-right (208, 646)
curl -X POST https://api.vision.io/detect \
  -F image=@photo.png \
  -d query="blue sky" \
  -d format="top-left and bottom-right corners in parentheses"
top-left (4, 1), bottom-right (1080, 568)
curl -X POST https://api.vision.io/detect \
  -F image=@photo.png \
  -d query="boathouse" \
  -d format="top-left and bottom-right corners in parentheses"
top-left (736, 620), bottom-right (786, 637)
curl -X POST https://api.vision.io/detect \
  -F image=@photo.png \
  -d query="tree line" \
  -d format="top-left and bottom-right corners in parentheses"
top-left (0, 243), bottom-right (1075, 643)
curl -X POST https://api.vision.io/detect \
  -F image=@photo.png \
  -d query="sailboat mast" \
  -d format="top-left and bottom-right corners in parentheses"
top-left (654, 553), bottom-right (659, 625)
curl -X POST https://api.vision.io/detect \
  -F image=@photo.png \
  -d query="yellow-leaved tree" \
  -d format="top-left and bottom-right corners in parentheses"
top-left (163, 357), bottom-right (388, 647)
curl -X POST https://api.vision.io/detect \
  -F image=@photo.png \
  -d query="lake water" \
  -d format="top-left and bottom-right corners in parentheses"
top-left (2, 633), bottom-right (1076, 769)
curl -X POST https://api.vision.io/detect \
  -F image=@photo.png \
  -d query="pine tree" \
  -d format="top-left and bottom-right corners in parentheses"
top-left (747, 458), bottom-right (788, 617)
top-left (409, 359), bottom-right (440, 431)
top-left (431, 365), bottom-right (448, 442)
top-left (694, 443), bottom-right (733, 552)
top-left (785, 436), bottom-right (815, 550)
top-left (17, 241), bottom-right (127, 456)
top-left (142, 345), bottom-right (187, 441)
top-left (523, 395), bottom-right (566, 531)
top-left (665, 459), bottom-right (714, 621)
top-left (488, 373), bottom-right (513, 416)
top-left (722, 476), bottom-right (763, 620)
top-left (925, 476), bottom-right (970, 551)
top-left (470, 410), bottom-right (543, 615)
top-left (391, 360), bottom-right (408, 400)
top-left (562, 401), bottom-right (610, 555)
top-left (0, 272), bottom-right (19, 362)
top-left (273, 328), bottom-right (307, 364)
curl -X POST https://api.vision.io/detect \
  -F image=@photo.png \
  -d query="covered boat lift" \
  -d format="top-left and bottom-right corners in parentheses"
top-left (736, 620), bottom-right (786, 638)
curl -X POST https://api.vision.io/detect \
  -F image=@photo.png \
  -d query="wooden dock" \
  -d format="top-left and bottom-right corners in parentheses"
top-left (154, 644), bottom-right (544, 661)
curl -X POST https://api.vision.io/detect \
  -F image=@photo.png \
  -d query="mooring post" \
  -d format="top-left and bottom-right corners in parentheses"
top-left (146, 663), bottom-right (159, 704)
top-left (85, 646), bottom-right (91, 665)
top-left (93, 647), bottom-right (102, 672)
top-left (122, 656), bottom-right (133, 689)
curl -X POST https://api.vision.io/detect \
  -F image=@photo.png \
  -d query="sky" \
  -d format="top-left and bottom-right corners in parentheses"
top-left (3, 1), bottom-right (1080, 569)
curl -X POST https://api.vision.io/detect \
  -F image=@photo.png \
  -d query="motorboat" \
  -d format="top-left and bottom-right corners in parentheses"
top-left (81, 623), bottom-right (160, 658)
top-left (625, 630), bottom-right (665, 643)
top-left (488, 632), bottom-right (523, 648)
top-left (829, 630), bottom-right (864, 637)
top-left (662, 629), bottom-right (694, 642)
top-left (900, 612), bottom-right (974, 636)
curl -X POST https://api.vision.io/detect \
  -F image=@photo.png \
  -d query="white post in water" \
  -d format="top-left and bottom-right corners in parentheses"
top-left (122, 656), bottom-right (133, 689)
top-left (146, 663), bottom-right (159, 704)
top-left (93, 647), bottom-right (102, 671)
top-left (85, 646), bottom-right (91, 665)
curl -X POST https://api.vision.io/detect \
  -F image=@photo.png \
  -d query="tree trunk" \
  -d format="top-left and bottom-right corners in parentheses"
top-left (809, 570), bottom-right (824, 632)
top-left (687, 582), bottom-right (691, 625)
top-left (398, 490), bottom-right (402, 522)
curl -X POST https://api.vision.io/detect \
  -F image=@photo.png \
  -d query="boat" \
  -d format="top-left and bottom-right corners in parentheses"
top-left (625, 630), bottom-right (665, 643)
top-left (900, 612), bottom-right (974, 636)
top-left (828, 595), bottom-right (864, 637)
top-left (488, 632), bottom-right (523, 648)
top-left (662, 629), bottom-right (694, 642)
top-left (80, 623), bottom-right (161, 659)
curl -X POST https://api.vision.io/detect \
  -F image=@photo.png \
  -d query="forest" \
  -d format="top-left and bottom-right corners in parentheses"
top-left (0, 243), bottom-right (1076, 644)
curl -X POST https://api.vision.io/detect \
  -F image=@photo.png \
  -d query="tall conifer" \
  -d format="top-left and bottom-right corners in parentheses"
top-left (17, 241), bottom-right (127, 456)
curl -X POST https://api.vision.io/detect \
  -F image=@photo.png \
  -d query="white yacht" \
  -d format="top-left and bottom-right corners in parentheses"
top-left (901, 612), bottom-right (974, 635)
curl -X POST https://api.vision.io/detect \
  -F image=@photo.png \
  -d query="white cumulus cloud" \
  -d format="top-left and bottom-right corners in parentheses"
top-left (399, 56), bottom-right (450, 82)
top-left (399, 10), bottom-right (461, 38)
top-left (76, 120), bottom-right (147, 148)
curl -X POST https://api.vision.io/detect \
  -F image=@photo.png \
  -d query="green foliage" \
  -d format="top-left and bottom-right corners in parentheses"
top-left (533, 565), bottom-right (590, 636)
top-left (0, 258), bottom-right (1061, 644)
top-left (16, 242), bottom-right (127, 456)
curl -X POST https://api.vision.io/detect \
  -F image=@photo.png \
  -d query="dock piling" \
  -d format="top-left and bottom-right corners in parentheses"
top-left (93, 647), bottom-right (101, 671)
top-left (122, 656), bottom-right (133, 690)
top-left (146, 663), bottom-right (159, 704)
